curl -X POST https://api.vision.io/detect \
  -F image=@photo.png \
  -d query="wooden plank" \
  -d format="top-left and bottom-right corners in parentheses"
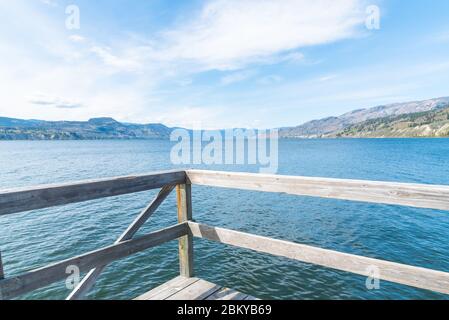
top-left (0, 170), bottom-right (186, 216)
top-left (0, 223), bottom-right (188, 300)
top-left (186, 170), bottom-right (449, 211)
top-left (67, 185), bottom-right (176, 300)
top-left (136, 277), bottom-right (253, 300)
top-left (149, 277), bottom-right (199, 300)
top-left (177, 184), bottom-right (194, 277)
top-left (166, 278), bottom-right (221, 300)
top-left (206, 287), bottom-right (248, 300)
top-left (136, 276), bottom-right (199, 300)
top-left (189, 222), bottom-right (449, 296)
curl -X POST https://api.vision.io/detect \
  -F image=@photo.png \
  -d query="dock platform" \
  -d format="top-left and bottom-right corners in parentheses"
top-left (136, 276), bottom-right (257, 300)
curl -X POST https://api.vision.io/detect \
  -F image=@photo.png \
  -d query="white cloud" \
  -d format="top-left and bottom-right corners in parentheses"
top-left (176, 78), bottom-right (193, 87)
top-left (0, 1), bottom-right (158, 122)
top-left (221, 70), bottom-right (256, 85)
top-left (68, 35), bottom-right (86, 43)
top-left (90, 46), bottom-right (143, 72)
top-left (280, 52), bottom-right (305, 63)
top-left (318, 74), bottom-right (339, 82)
top-left (257, 75), bottom-right (283, 85)
top-left (153, 106), bottom-right (226, 129)
top-left (40, 0), bottom-right (58, 7)
top-left (29, 93), bottom-right (84, 109)
top-left (157, 0), bottom-right (366, 70)
top-left (0, 0), bottom-right (370, 127)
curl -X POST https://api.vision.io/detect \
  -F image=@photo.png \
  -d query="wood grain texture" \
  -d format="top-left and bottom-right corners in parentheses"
top-left (206, 287), bottom-right (248, 300)
top-left (0, 223), bottom-right (188, 300)
top-left (177, 184), bottom-right (194, 277)
top-left (189, 222), bottom-right (449, 296)
top-left (67, 185), bottom-right (176, 300)
top-left (136, 276), bottom-right (255, 300)
top-left (0, 170), bottom-right (186, 216)
top-left (186, 170), bottom-right (449, 211)
top-left (135, 276), bottom-right (199, 300)
top-left (167, 278), bottom-right (221, 300)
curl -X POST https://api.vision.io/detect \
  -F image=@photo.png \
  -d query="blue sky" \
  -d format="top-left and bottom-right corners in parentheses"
top-left (1, 0), bottom-right (449, 129)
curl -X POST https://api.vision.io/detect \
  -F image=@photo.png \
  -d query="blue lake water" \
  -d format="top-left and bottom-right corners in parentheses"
top-left (1, 139), bottom-right (449, 300)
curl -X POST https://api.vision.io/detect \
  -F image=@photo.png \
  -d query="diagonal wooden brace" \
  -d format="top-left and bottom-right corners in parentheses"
top-left (66, 185), bottom-right (175, 300)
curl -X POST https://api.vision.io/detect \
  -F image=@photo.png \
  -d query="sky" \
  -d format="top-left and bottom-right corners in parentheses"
top-left (1, 0), bottom-right (449, 129)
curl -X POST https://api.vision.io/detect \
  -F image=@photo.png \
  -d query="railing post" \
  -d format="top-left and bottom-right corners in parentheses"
top-left (176, 184), bottom-right (194, 277)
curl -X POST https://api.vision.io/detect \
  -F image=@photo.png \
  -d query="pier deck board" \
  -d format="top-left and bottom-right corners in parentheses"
top-left (135, 276), bottom-right (257, 300)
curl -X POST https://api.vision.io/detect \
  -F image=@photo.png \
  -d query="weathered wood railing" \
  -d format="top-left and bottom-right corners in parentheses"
top-left (1, 169), bottom-right (449, 300)
top-left (0, 170), bottom-right (189, 300)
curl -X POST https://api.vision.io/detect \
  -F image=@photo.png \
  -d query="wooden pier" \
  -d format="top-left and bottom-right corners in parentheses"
top-left (136, 276), bottom-right (257, 300)
top-left (1, 169), bottom-right (449, 300)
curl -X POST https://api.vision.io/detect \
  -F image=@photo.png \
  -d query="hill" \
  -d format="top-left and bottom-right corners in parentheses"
top-left (332, 106), bottom-right (449, 138)
top-left (0, 117), bottom-right (172, 140)
top-left (279, 97), bottom-right (449, 138)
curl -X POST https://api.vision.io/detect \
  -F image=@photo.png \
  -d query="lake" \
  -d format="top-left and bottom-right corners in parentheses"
top-left (1, 139), bottom-right (449, 300)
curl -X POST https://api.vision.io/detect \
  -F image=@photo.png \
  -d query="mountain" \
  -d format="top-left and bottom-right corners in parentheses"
top-left (331, 105), bottom-right (449, 138)
top-left (2, 96), bottom-right (449, 140)
top-left (0, 117), bottom-right (172, 140)
top-left (280, 97), bottom-right (449, 138)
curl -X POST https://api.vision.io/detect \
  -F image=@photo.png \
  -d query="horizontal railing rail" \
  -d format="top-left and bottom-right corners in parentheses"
top-left (0, 170), bottom-right (186, 216)
top-left (1, 169), bottom-right (449, 300)
top-left (2, 169), bottom-right (448, 217)
top-left (187, 170), bottom-right (449, 211)
top-left (0, 223), bottom-right (188, 300)
top-left (188, 222), bottom-right (449, 295)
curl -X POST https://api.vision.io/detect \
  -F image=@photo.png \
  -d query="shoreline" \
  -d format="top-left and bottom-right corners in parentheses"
top-left (0, 137), bottom-right (448, 142)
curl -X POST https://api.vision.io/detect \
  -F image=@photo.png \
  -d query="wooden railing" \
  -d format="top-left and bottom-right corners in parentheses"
top-left (1, 169), bottom-right (449, 300)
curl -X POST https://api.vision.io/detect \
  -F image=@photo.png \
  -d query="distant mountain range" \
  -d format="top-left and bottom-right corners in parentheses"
top-left (279, 97), bottom-right (449, 138)
top-left (1, 97), bottom-right (449, 140)
top-left (0, 117), bottom-right (172, 140)
top-left (332, 104), bottom-right (449, 138)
